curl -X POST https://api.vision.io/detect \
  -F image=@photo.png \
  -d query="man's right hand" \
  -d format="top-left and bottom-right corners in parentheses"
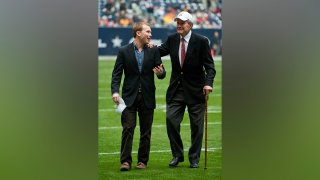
top-left (112, 93), bottom-right (120, 105)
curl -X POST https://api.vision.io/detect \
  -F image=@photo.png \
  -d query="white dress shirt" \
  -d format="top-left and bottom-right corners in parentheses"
top-left (179, 30), bottom-right (192, 66)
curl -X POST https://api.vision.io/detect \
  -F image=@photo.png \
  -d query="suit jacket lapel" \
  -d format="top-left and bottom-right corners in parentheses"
top-left (173, 34), bottom-right (181, 69)
top-left (128, 43), bottom-right (140, 73)
top-left (184, 33), bottom-right (195, 64)
top-left (141, 47), bottom-right (149, 73)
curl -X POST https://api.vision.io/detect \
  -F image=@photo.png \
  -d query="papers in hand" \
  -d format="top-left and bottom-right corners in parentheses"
top-left (116, 97), bottom-right (126, 114)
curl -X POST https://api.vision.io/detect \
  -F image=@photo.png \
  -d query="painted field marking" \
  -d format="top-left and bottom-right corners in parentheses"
top-left (99, 122), bottom-right (221, 130)
top-left (99, 147), bottom-right (222, 155)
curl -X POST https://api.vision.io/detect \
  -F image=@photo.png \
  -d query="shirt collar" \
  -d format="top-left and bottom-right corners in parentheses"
top-left (133, 41), bottom-right (146, 51)
top-left (180, 30), bottom-right (192, 43)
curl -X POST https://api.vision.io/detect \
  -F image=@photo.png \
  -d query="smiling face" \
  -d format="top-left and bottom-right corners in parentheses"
top-left (176, 19), bottom-right (192, 37)
top-left (137, 24), bottom-right (152, 45)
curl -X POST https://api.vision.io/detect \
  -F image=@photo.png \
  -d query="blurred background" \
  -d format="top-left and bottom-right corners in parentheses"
top-left (98, 0), bottom-right (222, 56)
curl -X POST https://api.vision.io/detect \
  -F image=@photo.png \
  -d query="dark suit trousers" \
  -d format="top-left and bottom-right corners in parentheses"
top-left (166, 86), bottom-right (205, 164)
top-left (120, 92), bottom-right (154, 165)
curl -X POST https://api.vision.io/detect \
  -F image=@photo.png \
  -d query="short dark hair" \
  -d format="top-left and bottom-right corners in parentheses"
top-left (132, 21), bottom-right (150, 38)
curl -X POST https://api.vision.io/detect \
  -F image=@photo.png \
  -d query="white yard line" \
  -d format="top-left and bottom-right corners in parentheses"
top-left (99, 147), bottom-right (222, 155)
top-left (99, 122), bottom-right (221, 130)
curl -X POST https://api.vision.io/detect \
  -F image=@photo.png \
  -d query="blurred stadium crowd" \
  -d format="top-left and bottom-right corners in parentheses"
top-left (98, 0), bottom-right (222, 29)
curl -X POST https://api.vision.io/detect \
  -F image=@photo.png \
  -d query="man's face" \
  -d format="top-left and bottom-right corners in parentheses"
top-left (138, 24), bottom-right (152, 44)
top-left (176, 19), bottom-right (192, 37)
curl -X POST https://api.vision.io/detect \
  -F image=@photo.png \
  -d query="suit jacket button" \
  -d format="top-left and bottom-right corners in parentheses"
top-left (181, 72), bottom-right (183, 75)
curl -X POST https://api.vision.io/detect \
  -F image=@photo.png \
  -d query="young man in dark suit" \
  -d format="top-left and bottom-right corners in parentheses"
top-left (158, 11), bottom-right (216, 168)
top-left (111, 22), bottom-right (165, 171)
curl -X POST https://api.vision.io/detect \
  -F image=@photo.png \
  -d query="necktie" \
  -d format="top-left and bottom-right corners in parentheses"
top-left (180, 38), bottom-right (185, 67)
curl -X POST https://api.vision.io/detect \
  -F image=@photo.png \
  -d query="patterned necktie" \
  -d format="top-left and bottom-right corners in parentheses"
top-left (180, 38), bottom-right (185, 68)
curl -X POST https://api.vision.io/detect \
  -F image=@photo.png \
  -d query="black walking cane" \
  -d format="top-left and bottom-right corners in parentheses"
top-left (204, 94), bottom-right (208, 170)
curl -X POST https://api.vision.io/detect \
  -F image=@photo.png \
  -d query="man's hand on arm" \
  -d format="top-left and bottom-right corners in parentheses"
top-left (203, 85), bottom-right (213, 96)
top-left (112, 93), bottom-right (120, 105)
top-left (147, 43), bottom-right (157, 48)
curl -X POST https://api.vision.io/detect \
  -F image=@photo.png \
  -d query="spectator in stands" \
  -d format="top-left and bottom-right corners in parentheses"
top-left (163, 8), bottom-right (176, 25)
top-left (119, 0), bottom-right (126, 11)
top-left (99, 15), bottom-right (109, 27)
top-left (212, 31), bottom-right (222, 56)
top-left (118, 10), bottom-right (131, 27)
top-left (208, 10), bottom-right (221, 28)
top-left (111, 22), bottom-right (166, 171)
top-left (157, 11), bottom-right (216, 168)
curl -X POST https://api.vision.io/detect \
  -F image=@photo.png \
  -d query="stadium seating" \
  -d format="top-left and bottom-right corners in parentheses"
top-left (98, 0), bottom-right (222, 29)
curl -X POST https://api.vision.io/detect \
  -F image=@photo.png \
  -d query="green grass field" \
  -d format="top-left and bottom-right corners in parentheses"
top-left (99, 58), bottom-right (221, 179)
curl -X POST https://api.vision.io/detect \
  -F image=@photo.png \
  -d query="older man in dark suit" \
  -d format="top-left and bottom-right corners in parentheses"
top-left (111, 22), bottom-right (165, 171)
top-left (158, 11), bottom-right (216, 168)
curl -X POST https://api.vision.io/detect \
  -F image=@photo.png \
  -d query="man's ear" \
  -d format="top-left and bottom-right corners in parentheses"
top-left (136, 31), bottom-right (141, 37)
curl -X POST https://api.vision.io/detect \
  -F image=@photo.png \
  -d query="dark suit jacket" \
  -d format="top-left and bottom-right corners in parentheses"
top-left (158, 32), bottom-right (216, 104)
top-left (111, 43), bottom-right (166, 109)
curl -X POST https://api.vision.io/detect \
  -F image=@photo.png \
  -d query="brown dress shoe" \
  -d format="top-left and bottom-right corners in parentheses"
top-left (120, 162), bottom-right (130, 171)
top-left (135, 162), bottom-right (147, 169)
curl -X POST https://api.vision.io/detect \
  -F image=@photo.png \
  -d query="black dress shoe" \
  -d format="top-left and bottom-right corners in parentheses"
top-left (190, 162), bottom-right (199, 168)
top-left (169, 157), bottom-right (184, 167)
